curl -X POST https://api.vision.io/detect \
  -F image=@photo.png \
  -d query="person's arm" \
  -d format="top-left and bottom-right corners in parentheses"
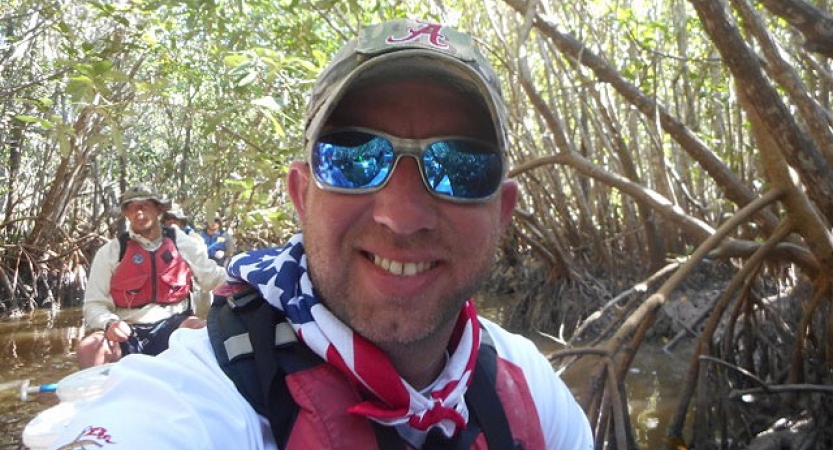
top-left (534, 364), bottom-right (594, 450)
top-left (176, 228), bottom-right (227, 290)
top-left (47, 331), bottom-right (263, 449)
top-left (482, 319), bottom-right (594, 450)
top-left (83, 240), bottom-right (121, 330)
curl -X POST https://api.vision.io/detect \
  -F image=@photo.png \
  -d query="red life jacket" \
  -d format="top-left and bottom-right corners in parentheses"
top-left (207, 288), bottom-right (547, 450)
top-left (282, 353), bottom-right (546, 449)
top-left (109, 231), bottom-right (192, 308)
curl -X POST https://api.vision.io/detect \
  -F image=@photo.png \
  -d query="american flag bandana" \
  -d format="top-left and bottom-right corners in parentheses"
top-left (225, 233), bottom-right (481, 438)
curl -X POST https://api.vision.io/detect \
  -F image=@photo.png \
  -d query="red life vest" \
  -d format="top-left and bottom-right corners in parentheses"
top-left (109, 234), bottom-right (193, 308)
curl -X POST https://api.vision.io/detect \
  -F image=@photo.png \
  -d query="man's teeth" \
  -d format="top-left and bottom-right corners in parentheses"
top-left (373, 255), bottom-right (432, 276)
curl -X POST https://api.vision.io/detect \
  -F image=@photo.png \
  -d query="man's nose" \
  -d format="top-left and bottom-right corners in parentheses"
top-left (371, 157), bottom-right (438, 234)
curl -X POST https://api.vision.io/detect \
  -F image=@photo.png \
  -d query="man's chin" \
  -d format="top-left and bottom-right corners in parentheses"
top-left (131, 223), bottom-right (155, 234)
top-left (353, 315), bottom-right (442, 348)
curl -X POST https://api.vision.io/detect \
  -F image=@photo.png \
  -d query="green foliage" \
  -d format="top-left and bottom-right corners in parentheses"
top-left (0, 0), bottom-right (801, 260)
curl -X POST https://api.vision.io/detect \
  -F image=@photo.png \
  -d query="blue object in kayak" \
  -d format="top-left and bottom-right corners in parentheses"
top-left (20, 380), bottom-right (57, 401)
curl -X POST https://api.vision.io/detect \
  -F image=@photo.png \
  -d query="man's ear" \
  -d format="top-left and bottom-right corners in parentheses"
top-left (498, 178), bottom-right (519, 229)
top-left (288, 162), bottom-right (311, 221)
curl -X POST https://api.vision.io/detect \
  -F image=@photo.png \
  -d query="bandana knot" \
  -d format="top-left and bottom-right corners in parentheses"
top-left (409, 398), bottom-right (468, 432)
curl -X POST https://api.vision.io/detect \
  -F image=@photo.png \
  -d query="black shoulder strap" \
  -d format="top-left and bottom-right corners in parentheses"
top-left (117, 226), bottom-right (177, 262)
top-left (207, 287), bottom-right (319, 449)
top-left (422, 331), bottom-right (521, 450)
top-left (162, 225), bottom-right (177, 244)
top-left (463, 331), bottom-right (523, 450)
top-left (117, 231), bottom-right (130, 262)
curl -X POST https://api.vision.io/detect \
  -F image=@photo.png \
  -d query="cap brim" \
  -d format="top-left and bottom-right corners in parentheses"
top-left (305, 49), bottom-right (506, 153)
top-left (121, 197), bottom-right (172, 211)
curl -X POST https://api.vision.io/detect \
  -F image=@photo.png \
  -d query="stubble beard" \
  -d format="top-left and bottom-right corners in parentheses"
top-left (131, 219), bottom-right (156, 238)
top-left (303, 231), bottom-right (498, 351)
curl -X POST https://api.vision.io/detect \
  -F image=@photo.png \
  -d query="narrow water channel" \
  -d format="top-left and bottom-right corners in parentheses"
top-left (0, 307), bottom-right (84, 449)
top-left (0, 305), bottom-right (687, 449)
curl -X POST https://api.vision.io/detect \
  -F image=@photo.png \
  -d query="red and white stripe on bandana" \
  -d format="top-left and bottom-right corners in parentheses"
top-left (225, 233), bottom-right (482, 438)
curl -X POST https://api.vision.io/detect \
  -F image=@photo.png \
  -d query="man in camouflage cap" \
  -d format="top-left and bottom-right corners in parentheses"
top-left (119, 184), bottom-right (172, 209)
top-left (76, 184), bottom-right (225, 368)
top-left (53, 20), bottom-right (593, 450)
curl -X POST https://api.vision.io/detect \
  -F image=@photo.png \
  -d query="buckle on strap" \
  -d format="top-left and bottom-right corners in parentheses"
top-left (225, 287), bottom-right (263, 310)
top-left (224, 322), bottom-right (297, 361)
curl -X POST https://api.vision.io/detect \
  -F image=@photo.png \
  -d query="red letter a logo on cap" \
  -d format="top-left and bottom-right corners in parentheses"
top-left (386, 22), bottom-right (449, 49)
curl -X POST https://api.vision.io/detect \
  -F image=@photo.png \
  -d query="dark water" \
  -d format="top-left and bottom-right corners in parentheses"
top-left (519, 332), bottom-right (688, 448)
top-left (0, 306), bottom-right (687, 449)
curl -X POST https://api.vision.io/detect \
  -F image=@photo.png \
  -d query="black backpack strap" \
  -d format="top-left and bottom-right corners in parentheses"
top-left (117, 231), bottom-right (130, 262)
top-left (373, 422), bottom-right (407, 450)
top-left (162, 225), bottom-right (177, 243)
top-left (207, 286), bottom-right (320, 449)
top-left (462, 330), bottom-right (523, 450)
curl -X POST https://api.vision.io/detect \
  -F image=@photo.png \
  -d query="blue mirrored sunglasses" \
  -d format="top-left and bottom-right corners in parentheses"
top-left (310, 127), bottom-right (504, 203)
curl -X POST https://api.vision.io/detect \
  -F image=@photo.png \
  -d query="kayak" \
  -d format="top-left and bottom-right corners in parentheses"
top-left (22, 364), bottom-right (112, 450)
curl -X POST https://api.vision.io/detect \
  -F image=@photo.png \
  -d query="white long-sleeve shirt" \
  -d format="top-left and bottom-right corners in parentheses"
top-left (47, 318), bottom-right (594, 449)
top-left (83, 226), bottom-right (227, 330)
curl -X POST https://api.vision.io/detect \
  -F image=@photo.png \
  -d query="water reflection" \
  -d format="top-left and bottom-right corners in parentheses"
top-left (0, 308), bottom-right (83, 379)
top-left (0, 308), bottom-right (83, 450)
top-left (627, 353), bottom-right (686, 448)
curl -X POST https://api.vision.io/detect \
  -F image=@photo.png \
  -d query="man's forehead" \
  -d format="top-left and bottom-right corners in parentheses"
top-left (327, 79), bottom-right (495, 138)
top-left (124, 199), bottom-right (157, 207)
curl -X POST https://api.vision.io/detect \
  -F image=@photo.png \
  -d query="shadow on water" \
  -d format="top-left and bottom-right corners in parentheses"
top-left (0, 307), bottom-right (84, 450)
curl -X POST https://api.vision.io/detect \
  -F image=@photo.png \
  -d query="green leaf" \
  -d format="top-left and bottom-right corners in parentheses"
top-left (13, 115), bottom-right (42, 123)
top-left (262, 110), bottom-right (285, 139)
top-left (113, 15), bottom-right (131, 26)
top-left (105, 70), bottom-right (131, 82)
top-left (223, 54), bottom-right (249, 68)
top-left (92, 60), bottom-right (114, 75)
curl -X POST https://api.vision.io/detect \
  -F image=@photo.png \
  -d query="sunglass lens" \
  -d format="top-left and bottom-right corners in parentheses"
top-left (424, 141), bottom-right (503, 199)
top-left (312, 131), bottom-right (394, 189)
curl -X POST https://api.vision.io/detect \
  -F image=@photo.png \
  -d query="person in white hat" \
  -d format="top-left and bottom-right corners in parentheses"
top-left (51, 20), bottom-right (593, 450)
top-left (76, 184), bottom-right (226, 368)
top-left (163, 203), bottom-right (214, 316)
top-left (162, 203), bottom-right (198, 237)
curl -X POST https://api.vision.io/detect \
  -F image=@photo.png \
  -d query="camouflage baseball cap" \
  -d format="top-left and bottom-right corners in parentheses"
top-left (305, 19), bottom-right (509, 155)
top-left (119, 184), bottom-right (171, 210)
